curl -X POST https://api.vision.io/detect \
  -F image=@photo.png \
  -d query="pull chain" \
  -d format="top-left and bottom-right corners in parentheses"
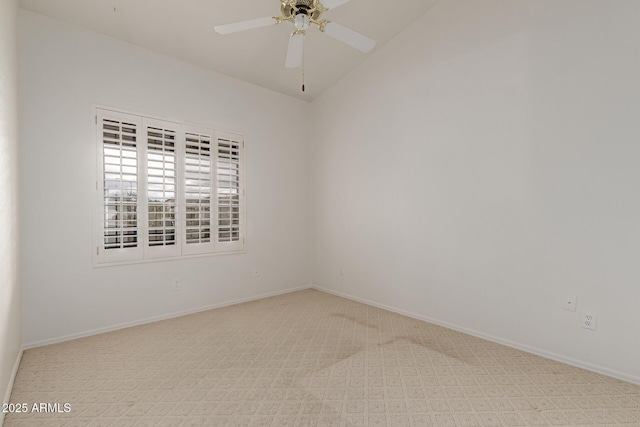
top-left (302, 35), bottom-right (306, 92)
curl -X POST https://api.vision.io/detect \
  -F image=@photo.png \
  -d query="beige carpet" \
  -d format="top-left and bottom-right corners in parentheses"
top-left (5, 289), bottom-right (640, 426)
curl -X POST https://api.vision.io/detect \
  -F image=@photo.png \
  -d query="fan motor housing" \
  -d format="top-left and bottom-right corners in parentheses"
top-left (281, 0), bottom-right (323, 21)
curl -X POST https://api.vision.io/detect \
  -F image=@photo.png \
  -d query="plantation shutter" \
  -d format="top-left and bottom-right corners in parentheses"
top-left (96, 107), bottom-right (246, 265)
top-left (182, 127), bottom-right (215, 255)
top-left (215, 132), bottom-right (244, 252)
top-left (143, 118), bottom-right (181, 258)
top-left (97, 109), bottom-right (143, 263)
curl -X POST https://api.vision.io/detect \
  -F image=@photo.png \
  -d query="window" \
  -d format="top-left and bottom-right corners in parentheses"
top-left (96, 108), bottom-right (245, 265)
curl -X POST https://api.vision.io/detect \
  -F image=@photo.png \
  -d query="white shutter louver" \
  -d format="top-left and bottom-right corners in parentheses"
top-left (144, 119), bottom-right (181, 258)
top-left (182, 128), bottom-right (215, 255)
top-left (98, 110), bottom-right (143, 263)
top-left (216, 133), bottom-right (244, 252)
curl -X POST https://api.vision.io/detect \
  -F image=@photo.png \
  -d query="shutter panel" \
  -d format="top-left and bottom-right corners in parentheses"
top-left (97, 109), bottom-right (143, 263)
top-left (182, 127), bottom-right (215, 255)
top-left (143, 118), bottom-right (181, 258)
top-left (215, 132), bottom-right (244, 252)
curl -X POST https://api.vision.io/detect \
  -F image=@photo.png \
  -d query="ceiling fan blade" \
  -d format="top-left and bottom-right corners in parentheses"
top-left (285, 32), bottom-right (304, 68)
top-left (321, 0), bottom-right (352, 10)
top-left (214, 16), bottom-right (275, 35)
top-left (323, 22), bottom-right (376, 53)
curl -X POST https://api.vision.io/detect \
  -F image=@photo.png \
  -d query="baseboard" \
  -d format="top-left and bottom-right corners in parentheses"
top-left (1, 347), bottom-right (24, 427)
top-left (312, 285), bottom-right (640, 386)
top-left (24, 286), bottom-right (312, 350)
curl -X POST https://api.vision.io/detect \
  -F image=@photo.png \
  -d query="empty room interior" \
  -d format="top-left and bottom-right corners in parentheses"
top-left (2, 0), bottom-right (640, 425)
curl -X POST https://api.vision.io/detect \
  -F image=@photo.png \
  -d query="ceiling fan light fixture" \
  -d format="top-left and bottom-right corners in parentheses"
top-left (294, 14), bottom-right (310, 31)
top-left (215, 0), bottom-right (376, 91)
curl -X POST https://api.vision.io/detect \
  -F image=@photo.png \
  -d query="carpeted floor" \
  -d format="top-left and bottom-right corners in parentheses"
top-left (5, 289), bottom-right (640, 426)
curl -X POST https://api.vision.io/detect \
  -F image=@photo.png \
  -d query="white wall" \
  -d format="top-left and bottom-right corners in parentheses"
top-left (312, 0), bottom-right (640, 383)
top-left (19, 11), bottom-right (311, 347)
top-left (0, 0), bottom-right (22, 415)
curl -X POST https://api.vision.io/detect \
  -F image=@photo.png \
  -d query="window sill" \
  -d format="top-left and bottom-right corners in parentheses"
top-left (93, 248), bottom-right (247, 268)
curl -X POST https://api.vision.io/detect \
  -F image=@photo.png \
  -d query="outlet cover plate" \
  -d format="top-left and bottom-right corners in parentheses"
top-left (563, 296), bottom-right (577, 312)
top-left (581, 312), bottom-right (597, 330)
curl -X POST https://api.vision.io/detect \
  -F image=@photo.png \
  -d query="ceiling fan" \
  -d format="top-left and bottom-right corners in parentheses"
top-left (214, 0), bottom-right (376, 71)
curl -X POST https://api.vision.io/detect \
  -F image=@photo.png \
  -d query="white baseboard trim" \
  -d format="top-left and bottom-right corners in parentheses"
top-left (312, 285), bottom-right (640, 386)
top-left (24, 286), bottom-right (312, 350)
top-left (1, 347), bottom-right (24, 427)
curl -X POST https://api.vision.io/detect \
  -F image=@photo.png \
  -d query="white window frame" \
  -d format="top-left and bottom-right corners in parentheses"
top-left (94, 106), bottom-right (246, 267)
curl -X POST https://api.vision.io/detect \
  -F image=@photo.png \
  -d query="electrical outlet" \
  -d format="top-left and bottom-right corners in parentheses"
top-left (339, 267), bottom-right (344, 276)
top-left (581, 312), bottom-right (597, 330)
top-left (563, 296), bottom-right (577, 312)
top-left (172, 279), bottom-right (182, 291)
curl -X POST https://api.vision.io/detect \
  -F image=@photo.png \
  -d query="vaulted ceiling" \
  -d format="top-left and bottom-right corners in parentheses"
top-left (19, 0), bottom-right (439, 100)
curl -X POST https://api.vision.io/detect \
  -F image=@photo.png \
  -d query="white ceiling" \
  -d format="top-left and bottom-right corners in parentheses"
top-left (19, 0), bottom-right (439, 101)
